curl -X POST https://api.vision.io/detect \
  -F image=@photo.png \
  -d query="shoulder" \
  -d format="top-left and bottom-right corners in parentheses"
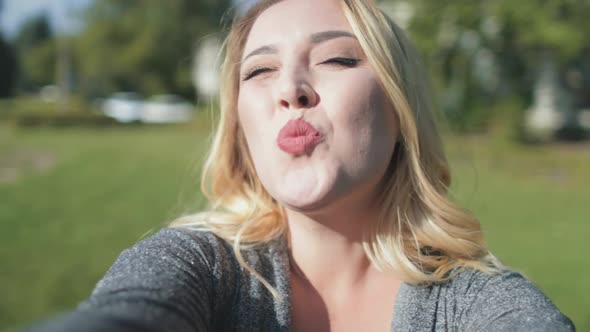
top-left (446, 268), bottom-right (545, 302)
top-left (88, 227), bottom-right (241, 314)
top-left (75, 227), bottom-right (243, 331)
top-left (127, 226), bottom-right (233, 257)
top-left (396, 268), bottom-right (575, 331)
top-left (95, 227), bottom-right (237, 289)
top-left (139, 227), bottom-right (291, 330)
top-left (129, 227), bottom-right (236, 268)
top-left (446, 268), bottom-right (575, 331)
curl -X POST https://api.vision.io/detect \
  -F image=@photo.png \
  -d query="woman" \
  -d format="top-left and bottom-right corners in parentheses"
top-left (32, 0), bottom-right (574, 331)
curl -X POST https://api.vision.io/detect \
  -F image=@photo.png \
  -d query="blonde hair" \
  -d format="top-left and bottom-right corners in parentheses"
top-left (172, 0), bottom-right (502, 298)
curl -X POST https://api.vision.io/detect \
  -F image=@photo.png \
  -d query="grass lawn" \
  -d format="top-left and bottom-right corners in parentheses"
top-left (1, 119), bottom-right (588, 330)
top-left (445, 136), bottom-right (590, 330)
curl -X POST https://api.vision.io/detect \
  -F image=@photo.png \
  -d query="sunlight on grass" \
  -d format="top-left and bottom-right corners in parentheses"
top-left (1, 122), bottom-right (588, 330)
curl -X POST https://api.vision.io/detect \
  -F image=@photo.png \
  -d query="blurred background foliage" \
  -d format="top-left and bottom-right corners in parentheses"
top-left (0, 0), bottom-right (589, 330)
top-left (74, 0), bottom-right (231, 98)
top-left (0, 0), bottom-right (588, 135)
top-left (2, 0), bottom-right (232, 100)
top-left (408, 0), bottom-right (590, 133)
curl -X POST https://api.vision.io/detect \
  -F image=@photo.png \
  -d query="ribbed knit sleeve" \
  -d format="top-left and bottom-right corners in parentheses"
top-left (28, 228), bottom-right (238, 332)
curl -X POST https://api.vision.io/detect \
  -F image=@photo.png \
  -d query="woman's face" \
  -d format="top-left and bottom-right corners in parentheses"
top-left (237, 0), bottom-right (399, 212)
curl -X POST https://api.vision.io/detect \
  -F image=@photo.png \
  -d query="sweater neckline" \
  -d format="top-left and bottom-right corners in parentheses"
top-left (270, 234), bottom-right (412, 331)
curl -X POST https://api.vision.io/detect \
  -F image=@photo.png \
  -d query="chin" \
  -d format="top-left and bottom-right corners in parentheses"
top-left (257, 161), bottom-right (341, 213)
top-left (263, 178), bottom-right (322, 209)
top-left (274, 184), bottom-right (338, 213)
top-left (279, 195), bottom-right (325, 212)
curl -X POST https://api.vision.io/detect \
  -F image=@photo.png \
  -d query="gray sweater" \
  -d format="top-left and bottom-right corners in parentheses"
top-left (31, 227), bottom-right (575, 331)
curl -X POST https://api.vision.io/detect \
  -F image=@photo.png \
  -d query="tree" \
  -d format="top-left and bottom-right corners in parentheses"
top-left (404, 0), bottom-right (590, 132)
top-left (75, 0), bottom-right (232, 99)
top-left (15, 14), bottom-right (56, 91)
top-left (0, 37), bottom-right (18, 98)
top-left (0, 0), bottom-right (18, 98)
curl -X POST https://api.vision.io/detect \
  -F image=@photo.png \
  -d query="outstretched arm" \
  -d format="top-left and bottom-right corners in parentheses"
top-left (27, 228), bottom-right (236, 332)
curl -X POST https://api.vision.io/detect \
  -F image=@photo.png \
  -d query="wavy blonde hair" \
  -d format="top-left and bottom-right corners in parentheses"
top-left (172, 0), bottom-right (502, 298)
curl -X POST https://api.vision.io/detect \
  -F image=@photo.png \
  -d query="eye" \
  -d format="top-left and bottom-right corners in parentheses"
top-left (242, 66), bottom-right (275, 81)
top-left (321, 57), bottom-right (361, 67)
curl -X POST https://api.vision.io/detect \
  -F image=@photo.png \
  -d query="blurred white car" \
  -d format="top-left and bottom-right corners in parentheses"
top-left (141, 95), bottom-right (193, 124)
top-left (101, 92), bottom-right (143, 123)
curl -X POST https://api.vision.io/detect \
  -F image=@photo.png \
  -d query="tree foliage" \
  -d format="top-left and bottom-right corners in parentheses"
top-left (75, 0), bottom-right (232, 99)
top-left (0, 0), bottom-right (18, 98)
top-left (405, 0), bottom-right (590, 131)
top-left (14, 14), bottom-right (56, 91)
top-left (0, 36), bottom-right (18, 98)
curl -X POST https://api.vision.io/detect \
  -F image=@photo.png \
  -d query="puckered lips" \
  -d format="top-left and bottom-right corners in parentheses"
top-left (277, 118), bottom-right (323, 155)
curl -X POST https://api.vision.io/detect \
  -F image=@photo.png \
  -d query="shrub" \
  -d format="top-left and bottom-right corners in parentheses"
top-left (0, 96), bottom-right (129, 128)
top-left (15, 111), bottom-right (120, 128)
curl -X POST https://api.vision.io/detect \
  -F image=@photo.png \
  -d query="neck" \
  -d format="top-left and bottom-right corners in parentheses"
top-left (285, 189), bottom-right (383, 293)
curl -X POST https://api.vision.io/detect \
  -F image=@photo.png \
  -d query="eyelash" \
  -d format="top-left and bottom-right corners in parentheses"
top-left (242, 57), bottom-right (361, 81)
top-left (323, 57), bottom-right (361, 67)
top-left (243, 66), bottom-right (276, 81)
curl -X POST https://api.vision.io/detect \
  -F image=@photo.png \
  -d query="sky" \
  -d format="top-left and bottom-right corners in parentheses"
top-left (0, 0), bottom-right (93, 39)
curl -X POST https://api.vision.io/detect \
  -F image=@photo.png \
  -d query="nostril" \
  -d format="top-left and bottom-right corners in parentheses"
top-left (298, 95), bottom-right (309, 106)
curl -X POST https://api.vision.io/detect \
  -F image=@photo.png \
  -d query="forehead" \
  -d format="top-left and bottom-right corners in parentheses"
top-left (244, 0), bottom-right (352, 53)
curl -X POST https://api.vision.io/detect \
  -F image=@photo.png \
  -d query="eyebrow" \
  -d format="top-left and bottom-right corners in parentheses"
top-left (242, 30), bottom-right (357, 61)
top-left (310, 30), bottom-right (356, 44)
top-left (243, 45), bottom-right (279, 61)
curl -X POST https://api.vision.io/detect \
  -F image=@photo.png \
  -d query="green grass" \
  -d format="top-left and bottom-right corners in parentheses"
top-left (446, 136), bottom-right (590, 330)
top-left (1, 121), bottom-right (588, 330)
top-left (0, 120), bottom-right (210, 330)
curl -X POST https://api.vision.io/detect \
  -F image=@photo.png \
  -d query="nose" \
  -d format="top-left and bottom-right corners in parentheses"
top-left (277, 74), bottom-right (318, 110)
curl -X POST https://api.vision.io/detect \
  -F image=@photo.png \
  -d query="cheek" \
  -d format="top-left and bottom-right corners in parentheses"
top-left (364, 86), bottom-right (398, 164)
top-left (318, 79), bottom-right (396, 195)
top-left (330, 74), bottom-right (398, 161)
top-left (236, 87), bottom-right (282, 194)
top-left (366, 81), bottom-right (398, 144)
top-left (237, 87), bottom-right (274, 148)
